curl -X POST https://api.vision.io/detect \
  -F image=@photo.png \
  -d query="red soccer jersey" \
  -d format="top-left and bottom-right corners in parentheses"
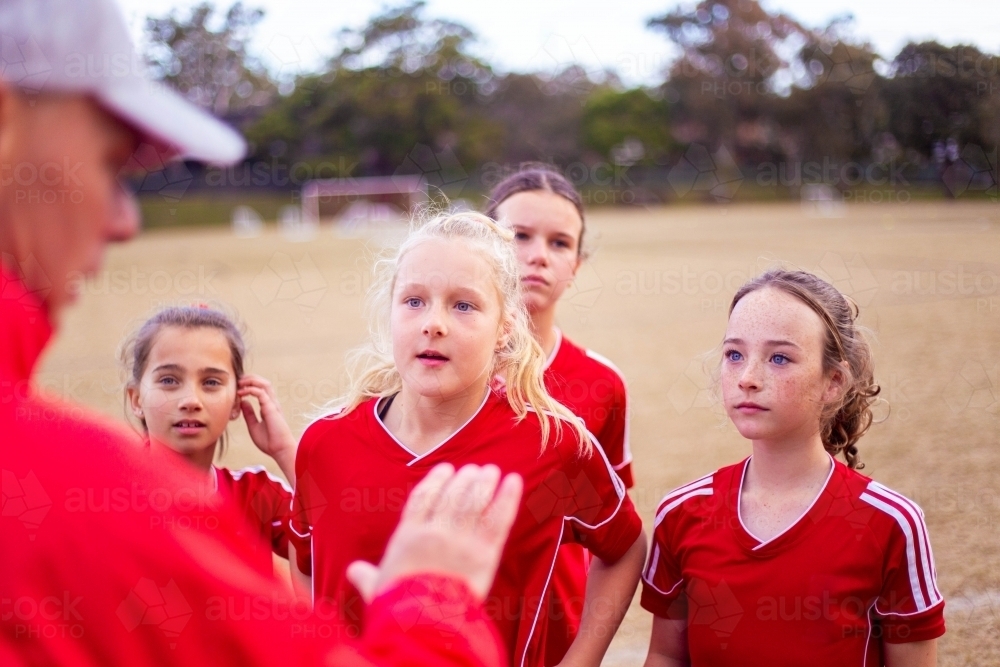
top-left (215, 465), bottom-right (293, 573)
top-left (290, 391), bottom-right (643, 667)
top-left (641, 457), bottom-right (946, 666)
top-left (0, 267), bottom-right (506, 667)
top-left (541, 331), bottom-right (633, 665)
top-left (544, 330), bottom-right (632, 487)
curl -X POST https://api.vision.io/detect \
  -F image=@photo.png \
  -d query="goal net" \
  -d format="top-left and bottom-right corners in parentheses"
top-left (300, 176), bottom-right (429, 232)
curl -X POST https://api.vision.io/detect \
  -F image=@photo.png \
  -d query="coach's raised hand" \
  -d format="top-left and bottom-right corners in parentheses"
top-left (347, 463), bottom-right (523, 603)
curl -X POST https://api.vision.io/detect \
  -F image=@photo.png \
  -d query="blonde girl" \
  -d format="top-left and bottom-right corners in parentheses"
top-left (289, 211), bottom-right (647, 667)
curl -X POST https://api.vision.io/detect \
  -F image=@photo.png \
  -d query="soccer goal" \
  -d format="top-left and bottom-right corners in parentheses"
top-left (300, 176), bottom-right (428, 232)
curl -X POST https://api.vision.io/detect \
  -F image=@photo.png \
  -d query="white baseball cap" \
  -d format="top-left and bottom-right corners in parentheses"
top-left (0, 0), bottom-right (246, 165)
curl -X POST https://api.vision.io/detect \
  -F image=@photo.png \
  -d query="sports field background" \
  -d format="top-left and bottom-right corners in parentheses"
top-left (38, 201), bottom-right (1000, 665)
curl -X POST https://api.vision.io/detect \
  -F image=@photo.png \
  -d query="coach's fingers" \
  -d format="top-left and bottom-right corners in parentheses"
top-left (401, 463), bottom-right (455, 523)
top-left (451, 464), bottom-right (501, 526)
top-left (430, 464), bottom-right (486, 524)
top-left (345, 560), bottom-right (379, 605)
top-left (480, 473), bottom-right (523, 545)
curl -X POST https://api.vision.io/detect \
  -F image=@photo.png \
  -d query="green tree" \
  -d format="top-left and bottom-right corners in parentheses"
top-left (647, 1), bottom-right (889, 169)
top-left (881, 42), bottom-right (999, 155)
top-left (246, 2), bottom-right (501, 178)
top-left (581, 88), bottom-right (672, 165)
top-left (144, 2), bottom-right (276, 118)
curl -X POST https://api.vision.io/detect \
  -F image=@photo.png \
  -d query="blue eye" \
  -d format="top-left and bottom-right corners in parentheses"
top-left (158, 376), bottom-right (178, 386)
top-left (552, 239), bottom-right (570, 249)
top-left (724, 350), bottom-right (742, 362)
top-left (204, 378), bottom-right (223, 387)
top-left (405, 297), bottom-right (422, 308)
top-left (771, 354), bottom-right (789, 365)
top-left (456, 302), bottom-right (473, 312)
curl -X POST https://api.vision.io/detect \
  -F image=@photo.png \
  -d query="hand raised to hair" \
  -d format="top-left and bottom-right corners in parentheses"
top-left (237, 374), bottom-right (297, 483)
top-left (347, 463), bottom-right (523, 603)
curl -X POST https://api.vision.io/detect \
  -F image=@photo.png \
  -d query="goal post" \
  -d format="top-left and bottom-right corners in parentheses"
top-left (300, 175), bottom-right (429, 228)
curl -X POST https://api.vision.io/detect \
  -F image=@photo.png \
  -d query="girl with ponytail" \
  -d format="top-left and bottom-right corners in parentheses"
top-left (486, 164), bottom-right (634, 666)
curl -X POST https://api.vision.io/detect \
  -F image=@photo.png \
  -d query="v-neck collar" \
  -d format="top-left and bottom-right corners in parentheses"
top-left (542, 328), bottom-right (563, 371)
top-left (733, 454), bottom-right (835, 554)
top-left (373, 390), bottom-right (491, 467)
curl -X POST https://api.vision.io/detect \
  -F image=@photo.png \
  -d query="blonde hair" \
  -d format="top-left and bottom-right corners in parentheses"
top-left (322, 210), bottom-right (591, 454)
top-left (729, 270), bottom-right (880, 469)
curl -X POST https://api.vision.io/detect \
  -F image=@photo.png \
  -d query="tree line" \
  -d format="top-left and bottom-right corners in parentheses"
top-left (144, 0), bottom-right (999, 202)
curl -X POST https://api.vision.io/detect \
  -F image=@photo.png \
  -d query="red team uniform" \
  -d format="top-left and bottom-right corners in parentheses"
top-left (540, 331), bottom-right (632, 665)
top-left (214, 465), bottom-right (293, 574)
top-left (1, 267), bottom-right (506, 667)
top-left (641, 457), bottom-right (946, 666)
top-left (290, 390), bottom-right (643, 667)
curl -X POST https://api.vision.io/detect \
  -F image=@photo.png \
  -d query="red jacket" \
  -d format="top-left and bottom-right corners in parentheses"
top-left (0, 266), bottom-right (505, 667)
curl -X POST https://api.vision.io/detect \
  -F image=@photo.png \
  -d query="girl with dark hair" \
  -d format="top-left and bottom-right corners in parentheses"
top-left (641, 270), bottom-right (944, 667)
top-left (121, 305), bottom-right (297, 575)
top-left (487, 165), bottom-right (633, 666)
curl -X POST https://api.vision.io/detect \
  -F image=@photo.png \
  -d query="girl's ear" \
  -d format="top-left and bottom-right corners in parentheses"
top-left (126, 385), bottom-right (143, 420)
top-left (230, 393), bottom-right (242, 421)
top-left (495, 330), bottom-right (510, 352)
top-left (823, 361), bottom-right (849, 404)
top-left (495, 314), bottom-right (515, 352)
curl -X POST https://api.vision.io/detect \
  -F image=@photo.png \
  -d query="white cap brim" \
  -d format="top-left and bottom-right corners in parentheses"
top-left (98, 79), bottom-right (247, 166)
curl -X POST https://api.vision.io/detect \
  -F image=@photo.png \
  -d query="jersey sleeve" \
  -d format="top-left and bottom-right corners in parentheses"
top-left (290, 425), bottom-right (318, 576)
top-left (551, 430), bottom-right (642, 564)
top-left (639, 496), bottom-right (686, 619)
top-left (253, 472), bottom-right (293, 559)
top-left (862, 482), bottom-right (946, 643)
top-left (595, 371), bottom-right (632, 488)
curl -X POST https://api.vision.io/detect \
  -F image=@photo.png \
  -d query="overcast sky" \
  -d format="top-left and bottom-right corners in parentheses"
top-left (117, 0), bottom-right (1000, 86)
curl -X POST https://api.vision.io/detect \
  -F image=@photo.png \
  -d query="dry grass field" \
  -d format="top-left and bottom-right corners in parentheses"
top-left (38, 201), bottom-right (999, 665)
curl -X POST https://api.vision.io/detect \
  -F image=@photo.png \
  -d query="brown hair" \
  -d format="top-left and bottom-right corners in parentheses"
top-left (484, 163), bottom-right (588, 259)
top-left (120, 306), bottom-right (247, 456)
top-left (729, 270), bottom-right (880, 469)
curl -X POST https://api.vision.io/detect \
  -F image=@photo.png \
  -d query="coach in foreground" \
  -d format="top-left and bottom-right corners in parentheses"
top-left (0, 1), bottom-right (519, 665)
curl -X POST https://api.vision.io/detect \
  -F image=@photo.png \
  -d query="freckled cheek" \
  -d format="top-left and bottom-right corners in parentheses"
top-left (769, 373), bottom-right (814, 409)
top-left (719, 368), bottom-right (741, 399)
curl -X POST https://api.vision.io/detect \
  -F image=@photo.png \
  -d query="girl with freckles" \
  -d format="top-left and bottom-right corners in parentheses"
top-left (641, 270), bottom-right (944, 667)
top-left (289, 212), bottom-right (646, 667)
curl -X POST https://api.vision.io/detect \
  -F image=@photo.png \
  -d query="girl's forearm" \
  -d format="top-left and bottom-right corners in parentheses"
top-left (885, 639), bottom-right (937, 667)
top-left (273, 447), bottom-right (296, 486)
top-left (560, 531), bottom-right (647, 667)
top-left (286, 543), bottom-right (312, 603)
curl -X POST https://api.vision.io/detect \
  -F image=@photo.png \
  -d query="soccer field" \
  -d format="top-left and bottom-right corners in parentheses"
top-left (39, 201), bottom-right (1000, 665)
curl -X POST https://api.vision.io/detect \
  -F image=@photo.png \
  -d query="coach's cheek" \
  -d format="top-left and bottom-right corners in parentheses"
top-left (108, 185), bottom-right (141, 243)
